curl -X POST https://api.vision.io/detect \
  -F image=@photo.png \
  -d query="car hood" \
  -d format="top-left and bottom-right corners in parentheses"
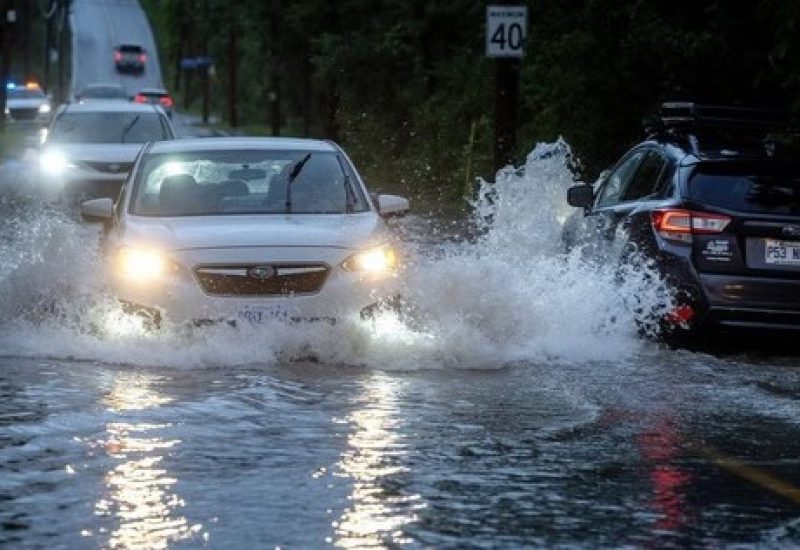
top-left (122, 213), bottom-right (388, 251)
top-left (45, 143), bottom-right (144, 163)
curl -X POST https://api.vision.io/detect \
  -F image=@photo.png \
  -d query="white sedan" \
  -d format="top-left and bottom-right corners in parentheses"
top-left (39, 101), bottom-right (176, 201)
top-left (80, 137), bottom-right (410, 325)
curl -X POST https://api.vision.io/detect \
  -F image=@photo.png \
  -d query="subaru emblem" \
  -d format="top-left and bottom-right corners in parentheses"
top-left (247, 265), bottom-right (276, 280)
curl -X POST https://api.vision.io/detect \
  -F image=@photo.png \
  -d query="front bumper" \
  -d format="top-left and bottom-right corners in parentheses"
top-left (39, 170), bottom-right (127, 201)
top-left (108, 247), bottom-right (402, 324)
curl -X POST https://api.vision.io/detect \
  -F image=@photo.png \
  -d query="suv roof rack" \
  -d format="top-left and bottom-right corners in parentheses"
top-left (644, 102), bottom-right (800, 159)
top-left (645, 102), bottom-right (798, 134)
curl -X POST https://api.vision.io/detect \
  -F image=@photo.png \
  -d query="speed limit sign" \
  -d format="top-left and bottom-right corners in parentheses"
top-left (486, 5), bottom-right (528, 58)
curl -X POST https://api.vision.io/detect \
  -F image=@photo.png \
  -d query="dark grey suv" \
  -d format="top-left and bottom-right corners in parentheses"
top-left (565, 102), bottom-right (800, 339)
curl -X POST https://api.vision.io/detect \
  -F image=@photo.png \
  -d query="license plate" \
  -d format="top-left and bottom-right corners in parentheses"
top-left (764, 239), bottom-right (800, 265)
top-left (237, 306), bottom-right (289, 324)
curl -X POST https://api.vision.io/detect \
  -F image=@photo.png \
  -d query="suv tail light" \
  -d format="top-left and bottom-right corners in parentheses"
top-left (159, 96), bottom-right (174, 108)
top-left (113, 51), bottom-right (122, 62)
top-left (651, 209), bottom-right (731, 243)
top-left (133, 94), bottom-right (147, 104)
top-left (139, 54), bottom-right (147, 63)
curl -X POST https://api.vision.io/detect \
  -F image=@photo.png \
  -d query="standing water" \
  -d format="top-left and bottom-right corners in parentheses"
top-left (0, 143), bottom-right (799, 548)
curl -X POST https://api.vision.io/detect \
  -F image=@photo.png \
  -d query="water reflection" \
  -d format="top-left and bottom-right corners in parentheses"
top-left (91, 373), bottom-right (201, 549)
top-left (333, 378), bottom-right (424, 548)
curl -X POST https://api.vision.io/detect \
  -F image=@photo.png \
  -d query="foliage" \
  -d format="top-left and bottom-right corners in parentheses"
top-left (140, 0), bottom-right (800, 206)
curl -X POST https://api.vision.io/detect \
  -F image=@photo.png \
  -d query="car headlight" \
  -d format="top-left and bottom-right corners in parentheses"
top-left (341, 244), bottom-right (398, 273)
top-left (38, 103), bottom-right (51, 114)
top-left (39, 149), bottom-right (71, 176)
top-left (116, 247), bottom-right (168, 282)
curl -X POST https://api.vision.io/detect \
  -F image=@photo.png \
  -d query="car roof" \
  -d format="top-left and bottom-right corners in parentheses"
top-left (148, 137), bottom-right (338, 154)
top-left (62, 101), bottom-right (162, 114)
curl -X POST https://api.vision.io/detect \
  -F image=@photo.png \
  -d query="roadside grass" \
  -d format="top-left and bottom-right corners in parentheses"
top-left (0, 126), bottom-right (30, 159)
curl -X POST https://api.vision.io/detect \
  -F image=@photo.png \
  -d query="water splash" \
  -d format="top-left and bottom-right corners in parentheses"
top-left (0, 142), bottom-right (671, 368)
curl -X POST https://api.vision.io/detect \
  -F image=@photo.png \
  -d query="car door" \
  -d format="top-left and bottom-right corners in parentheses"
top-left (589, 149), bottom-right (647, 240)
top-left (616, 148), bottom-right (672, 255)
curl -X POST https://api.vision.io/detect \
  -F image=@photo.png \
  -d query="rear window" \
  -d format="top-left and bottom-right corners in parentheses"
top-left (689, 164), bottom-right (800, 214)
top-left (49, 112), bottom-right (170, 144)
top-left (118, 45), bottom-right (143, 53)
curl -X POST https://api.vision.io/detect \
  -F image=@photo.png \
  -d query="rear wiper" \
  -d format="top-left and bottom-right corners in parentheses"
top-left (120, 115), bottom-right (141, 143)
top-left (285, 153), bottom-right (312, 213)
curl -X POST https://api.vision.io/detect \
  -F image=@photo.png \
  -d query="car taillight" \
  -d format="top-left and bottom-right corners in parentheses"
top-left (651, 209), bottom-right (731, 243)
top-left (665, 305), bottom-right (696, 325)
top-left (133, 94), bottom-right (147, 103)
top-left (159, 96), bottom-right (173, 108)
top-left (139, 54), bottom-right (147, 63)
top-left (114, 51), bottom-right (122, 62)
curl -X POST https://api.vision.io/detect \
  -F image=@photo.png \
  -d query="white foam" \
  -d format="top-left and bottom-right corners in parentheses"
top-left (0, 141), bottom-right (672, 368)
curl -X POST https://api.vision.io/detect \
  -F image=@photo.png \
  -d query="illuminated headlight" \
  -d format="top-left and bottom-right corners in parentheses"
top-left (3, 107), bottom-right (8, 115)
top-left (116, 247), bottom-right (169, 282)
top-left (342, 244), bottom-right (398, 273)
top-left (39, 149), bottom-right (71, 176)
top-left (38, 103), bottom-right (51, 114)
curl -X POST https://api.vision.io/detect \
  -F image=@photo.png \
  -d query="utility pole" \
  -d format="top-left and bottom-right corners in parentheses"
top-left (56, 0), bottom-right (70, 104)
top-left (0, 0), bottom-right (17, 133)
top-left (19, 0), bottom-right (29, 79)
top-left (43, 0), bottom-right (54, 93)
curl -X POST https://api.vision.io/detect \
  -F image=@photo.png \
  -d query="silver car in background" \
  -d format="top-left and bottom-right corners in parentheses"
top-left (39, 101), bottom-right (175, 200)
top-left (80, 137), bottom-right (410, 325)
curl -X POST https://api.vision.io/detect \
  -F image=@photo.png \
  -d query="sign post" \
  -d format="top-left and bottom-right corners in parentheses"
top-left (181, 56), bottom-right (214, 123)
top-left (486, 5), bottom-right (527, 172)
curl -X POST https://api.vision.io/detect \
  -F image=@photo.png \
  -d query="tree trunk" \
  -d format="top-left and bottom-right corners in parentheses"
top-left (268, 2), bottom-right (281, 136)
top-left (227, 13), bottom-right (238, 128)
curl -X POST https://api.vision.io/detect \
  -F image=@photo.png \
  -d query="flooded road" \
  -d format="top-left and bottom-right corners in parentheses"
top-left (1, 142), bottom-right (799, 547)
top-left (2, 352), bottom-right (800, 548)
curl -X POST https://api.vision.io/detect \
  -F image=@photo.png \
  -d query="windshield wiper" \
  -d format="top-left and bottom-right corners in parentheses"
top-left (120, 115), bottom-right (141, 143)
top-left (285, 153), bottom-right (312, 212)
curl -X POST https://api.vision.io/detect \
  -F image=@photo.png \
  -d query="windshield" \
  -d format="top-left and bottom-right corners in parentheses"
top-left (689, 163), bottom-right (800, 214)
top-left (7, 88), bottom-right (45, 100)
top-left (49, 112), bottom-right (169, 144)
top-left (131, 149), bottom-right (368, 216)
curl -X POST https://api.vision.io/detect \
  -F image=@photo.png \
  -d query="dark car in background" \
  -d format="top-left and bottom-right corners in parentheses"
top-left (39, 101), bottom-right (176, 201)
top-left (133, 88), bottom-right (174, 117)
top-left (565, 102), bottom-right (800, 340)
top-left (113, 44), bottom-right (147, 74)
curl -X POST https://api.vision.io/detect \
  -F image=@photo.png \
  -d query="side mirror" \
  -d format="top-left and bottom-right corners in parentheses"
top-left (567, 185), bottom-right (594, 209)
top-left (377, 194), bottom-right (410, 218)
top-left (81, 197), bottom-right (114, 222)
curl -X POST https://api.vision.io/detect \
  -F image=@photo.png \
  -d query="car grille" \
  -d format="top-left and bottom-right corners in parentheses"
top-left (194, 264), bottom-right (330, 296)
top-left (80, 161), bottom-right (134, 174)
top-left (9, 108), bottom-right (38, 120)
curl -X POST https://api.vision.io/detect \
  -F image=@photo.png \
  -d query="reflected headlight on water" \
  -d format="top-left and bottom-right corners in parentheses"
top-left (116, 247), bottom-right (170, 282)
top-left (39, 149), bottom-right (71, 175)
top-left (342, 244), bottom-right (398, 274)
